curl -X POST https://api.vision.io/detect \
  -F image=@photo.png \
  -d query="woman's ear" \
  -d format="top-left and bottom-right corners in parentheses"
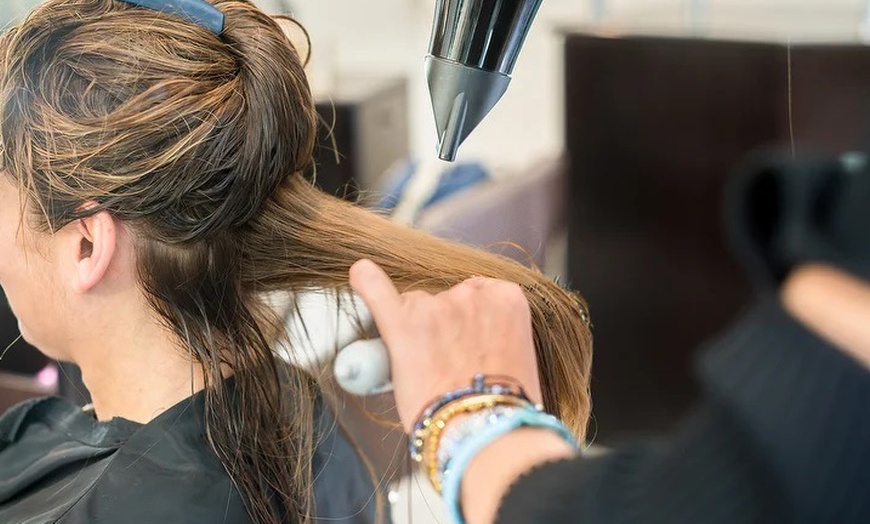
top-left (71, 210), bottom-right (118, 294)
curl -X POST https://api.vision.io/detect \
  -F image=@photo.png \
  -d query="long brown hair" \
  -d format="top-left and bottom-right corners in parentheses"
top-left (0, 0), bottom-right (592, 522)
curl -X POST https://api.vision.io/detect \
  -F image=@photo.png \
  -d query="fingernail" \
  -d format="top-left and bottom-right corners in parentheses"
top-left (351, 259), bottom-right (373, 277)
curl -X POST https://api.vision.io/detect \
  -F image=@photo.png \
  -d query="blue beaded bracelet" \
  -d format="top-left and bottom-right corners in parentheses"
top-left (437, 405), bottom-right (520, 484)
top-left (440, 406), bottom-right (578, 524)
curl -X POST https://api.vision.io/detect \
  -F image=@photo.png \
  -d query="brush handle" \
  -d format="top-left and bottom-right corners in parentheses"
top-left (334, 338), bottom-right (393, 396)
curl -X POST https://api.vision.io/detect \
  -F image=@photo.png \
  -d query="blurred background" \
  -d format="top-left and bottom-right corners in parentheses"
top-left (3, 1), bottom-right (870, 522)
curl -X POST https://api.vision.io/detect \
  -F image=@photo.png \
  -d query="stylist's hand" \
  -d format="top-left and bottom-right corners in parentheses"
top-left (349, 259), bottom-right (542, 432)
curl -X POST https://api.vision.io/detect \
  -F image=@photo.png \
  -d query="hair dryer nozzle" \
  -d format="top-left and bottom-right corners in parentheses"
top-left (426, 56), bottom-right (510, 162)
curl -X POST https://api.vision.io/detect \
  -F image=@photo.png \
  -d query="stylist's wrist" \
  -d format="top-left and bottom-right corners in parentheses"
top-left (461, 427), bottom-right (576, 524)
top-left (781, 264), bottom-right (870, 370)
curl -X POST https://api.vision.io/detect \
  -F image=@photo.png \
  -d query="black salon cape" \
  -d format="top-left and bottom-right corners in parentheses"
top-left (0, 390), bottom-right (381, 523)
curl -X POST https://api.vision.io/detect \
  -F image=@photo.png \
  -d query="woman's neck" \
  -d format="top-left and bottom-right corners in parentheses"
top-left (74, 316), bottom-right (207, 424)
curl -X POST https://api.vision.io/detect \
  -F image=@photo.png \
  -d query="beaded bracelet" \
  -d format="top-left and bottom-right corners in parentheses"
top-left (409, 374), bottom-right (533, 464)
top-left (439, 406), bottom-right (578, 524)
top-left (421, 394), bottom-right (534, 493)
top-left (435, 405), bottom-right (520, 486)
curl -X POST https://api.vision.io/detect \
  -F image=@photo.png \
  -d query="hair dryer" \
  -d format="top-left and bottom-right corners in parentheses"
top-left (427, 0), bottom-right (544, 161)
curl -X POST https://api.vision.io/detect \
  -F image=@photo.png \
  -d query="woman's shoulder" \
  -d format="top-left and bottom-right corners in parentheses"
top-left (0, 392), bottom-right (380, 523)
top-left (0, 394), bottom-right (249, 522)
top-left (60, 395), bottom-right (254, 523)
top-left (59, 467), bottom-right (253, 523)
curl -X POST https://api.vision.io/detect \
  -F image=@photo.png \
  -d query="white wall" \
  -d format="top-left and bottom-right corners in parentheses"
top-left (1, 0), bottom-right (42, 27)
top-left (597, 0), bottom-right (867, 40)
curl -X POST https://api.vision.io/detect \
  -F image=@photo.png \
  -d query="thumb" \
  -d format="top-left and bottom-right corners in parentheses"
top-left (349, 259), bottom-right (402, 338)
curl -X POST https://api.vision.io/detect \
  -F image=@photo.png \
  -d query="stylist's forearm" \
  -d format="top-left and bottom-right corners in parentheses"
top-left (782, 264), bottom-right (870, 370)
top-left (461, 428), bottom-right (576, 524)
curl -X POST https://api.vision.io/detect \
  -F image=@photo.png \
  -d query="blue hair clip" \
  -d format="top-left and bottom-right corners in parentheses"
top-left (117, 0), bottom-right (225, 34)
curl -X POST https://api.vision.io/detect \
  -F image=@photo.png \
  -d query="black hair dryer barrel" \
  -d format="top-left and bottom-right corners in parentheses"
top-left (426, 0), bottom-right (544, 162)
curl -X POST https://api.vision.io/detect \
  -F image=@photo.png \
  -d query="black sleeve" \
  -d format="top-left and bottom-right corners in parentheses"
top-left (496, 298), bottom-right (870, 524)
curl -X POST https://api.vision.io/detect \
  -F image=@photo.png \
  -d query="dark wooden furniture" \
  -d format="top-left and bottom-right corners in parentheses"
top-left (0, 291), bottom-right (54, 410)
top-left (311, 76), bottom-right (409, 197)
top-left (564, 34), bottom-right (870, 442)
top-left (0, 291), bottom-right (47, 376)
top-left (0, 371), bottom-right (55, 412)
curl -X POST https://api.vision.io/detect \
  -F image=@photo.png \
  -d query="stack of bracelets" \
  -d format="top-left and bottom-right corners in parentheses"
top-left (410, 373), bottom-right (578, 523)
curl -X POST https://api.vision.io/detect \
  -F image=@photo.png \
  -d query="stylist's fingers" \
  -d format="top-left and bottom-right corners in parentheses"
top-left (349, 259), bottom-right (402, 337)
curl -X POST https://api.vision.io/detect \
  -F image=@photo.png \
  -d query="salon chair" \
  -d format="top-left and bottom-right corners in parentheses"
top-left (0, 290), bottom-right (54, 410)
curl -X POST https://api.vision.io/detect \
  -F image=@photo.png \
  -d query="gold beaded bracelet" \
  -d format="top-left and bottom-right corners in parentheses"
top-left (419, 393), bottom-right (534, 493)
